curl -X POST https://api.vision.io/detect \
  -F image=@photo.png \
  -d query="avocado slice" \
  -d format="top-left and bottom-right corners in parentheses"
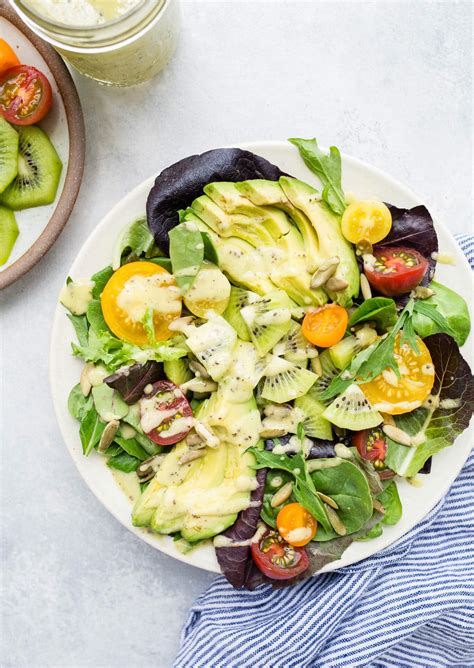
top-left (279, 177), bottom-right (359, 306)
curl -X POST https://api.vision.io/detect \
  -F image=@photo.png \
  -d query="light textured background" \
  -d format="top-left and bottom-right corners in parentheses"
top-left (0, 1), bottom-right (472, 666)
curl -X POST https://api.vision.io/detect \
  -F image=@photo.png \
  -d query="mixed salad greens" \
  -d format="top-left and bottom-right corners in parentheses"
top-left (60, 138), bottom-right (474, 589)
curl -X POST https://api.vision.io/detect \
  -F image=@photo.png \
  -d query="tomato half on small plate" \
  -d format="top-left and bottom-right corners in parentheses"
top-left (0, 65), bottom-right (52, 125)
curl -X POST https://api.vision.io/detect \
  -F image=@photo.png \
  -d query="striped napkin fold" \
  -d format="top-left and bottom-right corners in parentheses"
top-left (174, 236), bottom-right (474, 668)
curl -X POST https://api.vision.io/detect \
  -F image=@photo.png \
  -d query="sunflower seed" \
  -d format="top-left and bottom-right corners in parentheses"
top-left (97, 419), bottom-right (120, 452)
top-left (310, 257), bottom-right (340, 289)
top-left (360, 274), bottom-right (372, 300)
top-left (324, 503), bottom-right (347, 535)
top-left (260, 427), bottom-right (288, 438)
top-left (270, 482), bottom-right (293, 507)
top-left (383, 424), bottom-right (413, 446)
top-left (317, 492), bottom-right (339, 509)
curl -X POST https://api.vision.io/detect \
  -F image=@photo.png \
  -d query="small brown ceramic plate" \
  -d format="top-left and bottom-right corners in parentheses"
top-left (0, 1), bottom-right (85, 289)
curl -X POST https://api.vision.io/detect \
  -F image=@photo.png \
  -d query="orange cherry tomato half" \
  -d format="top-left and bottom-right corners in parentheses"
top-left (0, 40), bottom-right (20, 77)
top-left (276, 502), bottom-right (317, 547)
top-left (101, 261), bottom-right (182, 345)
top-left (302, 304), bottom-right (348, 348)
top-left (360, 333), bottom-right (435, 415)
top-left (0, 65), bottom-right (52, 125)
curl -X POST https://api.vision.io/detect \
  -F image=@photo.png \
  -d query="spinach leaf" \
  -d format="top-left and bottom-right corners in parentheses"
top-left (413, 281), bottom-right (471, 346)
top-left (112, 217), bottom-right (155, 269)
top-left (91, 265), bottom-right (114, 299)
top-left (251, 449), bottom-right (330, 531)
top-left (120, 404), bottom-right (162, 455)
top-left (107, 451), bottom-right (140, 472)
top-left (149, 257), bottom-right (172, 271)
top-left (385, 334), bottom-right (474, 477)
top-left (289, 137), bottom-right (346, 215)
top-left (311, 459), bottom-right (374, 540)
top-left (357, 481), bottom-right (402, 540)
top-left (168, 222), bottom-right (204, 292)
top-left (86, 299), bottom-right (109, 335)
top-left (91, 384), bottom-right (129, 421)
top-left (68, 383), bottom-right (93, 421)
top-left (79, 407), bottom-right (106, 456)
top-left (67, 313), bottom-right (89, 346)
top-left (113, 435), bottom-right (149, 461)
top-left (348, 297), bottom-right (397, 332)
top-left (105, 360), bottom-right (164, 405)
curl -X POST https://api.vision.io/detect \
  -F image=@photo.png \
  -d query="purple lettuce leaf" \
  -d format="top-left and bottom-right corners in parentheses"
top-left (146, 148), bottom-right (286, 253)
top-left (104, 361), bottom-right (164, 405)
top-left (215, 468), bottom-right (267, 589)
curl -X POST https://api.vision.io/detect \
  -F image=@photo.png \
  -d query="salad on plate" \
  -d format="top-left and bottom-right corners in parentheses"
top-left (59, 138), bottom-right (474, 589)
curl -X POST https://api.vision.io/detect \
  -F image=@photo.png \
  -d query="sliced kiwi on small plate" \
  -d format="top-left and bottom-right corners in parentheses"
top-left (0, 126), bottom-right (62, 210)
top-left (323, 384), bottom-right (382, 430)
top-left (0, 206), bottom-right (19, 265)
top-left (261, 355), bottom-right (318, 403)
top-left (0, 117), bottom-right (19, 194)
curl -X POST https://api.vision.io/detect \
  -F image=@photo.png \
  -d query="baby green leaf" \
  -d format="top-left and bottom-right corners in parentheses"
top-left (168, 222), bottom-right (204, 292)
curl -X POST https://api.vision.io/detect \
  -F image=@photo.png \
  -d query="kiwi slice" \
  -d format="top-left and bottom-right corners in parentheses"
top-left (294, 393), bottom-right (333, 440)
top-left (323, 384), bottom-right (383, 430)
top-left (222, 286), bottom-right (255, 341)
top-left (163, 358), bottom-right (192, 386)
top-left (240, 290), bottom-right (292, 356)
top-left (0, 126), bottom-right (62, 210)
top-left (0, 206), bottom-right (19, 265)
top-left (261, 355), bottom-right (317, 403)
top-left (273, 320), bottom-right (316, 367)
top-left (329, 336), bottom-right (359, 370)
top-left (308, 350), bottom-right (339, 404)
top-left (0, 118), bottom-right (19, 194)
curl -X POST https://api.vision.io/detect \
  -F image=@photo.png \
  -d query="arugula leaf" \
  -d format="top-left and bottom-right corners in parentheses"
top-left (412, 281), bottom-right (470, 346)
top-left (67, 313), bottom-right (89, 346)
top-left (112, 217), bottom-right (155, 269)
top-left (251, 449), bottom-right (330, 531)
top-left (168, 222), bottom-right (204, 292)
top-left (91, 265), bottom-right (114, 299)
top-left (289, 137), bottom-right (346, 215)
top-left (107, 451), bottom-right (140, 472)
top-left (322, 299), bottom-right (415, 400)
top-left (86, 299), bottom-right (109, 335)
top-left (68, 384), bottom-right (93, 421)
top-left (385, 334), bottom-right (474, 477)
top-left (142, 308), bottom-right (156, 344)
top-left (347, 297), bottom-right (397, 332)
top-left (412, 300), bottom-right (457, 340)
top-left (79, 406), bottom-right (106, 456)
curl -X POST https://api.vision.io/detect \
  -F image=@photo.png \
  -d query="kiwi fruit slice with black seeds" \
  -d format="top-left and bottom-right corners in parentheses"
top-left (0, 206), bottom-right (19, 265)
top-left (261, 355), bottom-right (318, 403)
top-left (0, 126), bottom-right (62, 210)
top-left (0, 118), bottom-right (19, 194)
top-left (222, 286), bottom-right (254, 341)
top-left (322, 384), bottom-right (382, 430)
top-left (308, 350), bottom-right (339, 404)
top-left (240, 290), bottom-right (292, 356)
top-left (294, 393), bottom-right (333, 441)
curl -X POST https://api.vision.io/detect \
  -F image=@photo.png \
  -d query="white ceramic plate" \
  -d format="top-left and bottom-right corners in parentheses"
top-left (49, 141), bottom-right (473, 575)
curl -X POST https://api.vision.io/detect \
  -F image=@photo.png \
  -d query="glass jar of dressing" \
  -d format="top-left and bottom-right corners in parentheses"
top-left (10, 0), bottom-right (180, 86)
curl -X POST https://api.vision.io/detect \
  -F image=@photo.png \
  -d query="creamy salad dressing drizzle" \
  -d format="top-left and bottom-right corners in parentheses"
top-left (117, 273), bottom-right (181, 322)
top-left (60, 279), bottom-right (94, 315)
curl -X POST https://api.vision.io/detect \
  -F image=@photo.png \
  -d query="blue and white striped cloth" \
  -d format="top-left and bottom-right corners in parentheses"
top-left (174, 236), bottom-right (474, 668)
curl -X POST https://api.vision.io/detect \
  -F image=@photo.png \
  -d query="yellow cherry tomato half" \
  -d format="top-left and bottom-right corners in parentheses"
top-left (101, 261), bottom-right (182, 345)
top-left (0, 39), bottom-right (20, 77)
top-left (277, 503), bottom-right (317, 547)
top-left (341, 200), bottom-right (392, 245)
top-left (302, 304), bottom-right (348, 348)
top-left (360, 333), bottom-right (435, 415)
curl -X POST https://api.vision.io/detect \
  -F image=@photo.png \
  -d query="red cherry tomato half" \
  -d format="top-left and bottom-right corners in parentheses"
top-left (353, 427), bottom-right (387, 469)
top-left (139, 380), bottom-right (193, 446)
top-left (364, 246), bottom-right (428, 297)
top-left (0, 65), bottom-right (52, 125)
top-left (251, 530), bottom-right (309, 580)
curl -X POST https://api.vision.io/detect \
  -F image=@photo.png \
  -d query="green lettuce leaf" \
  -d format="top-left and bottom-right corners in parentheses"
top-left (413, 281), bottom-right (471, 346)
top-left (67, 313), bottom-right (89, 346)
top-left (112, 217), bottom-right (155, 269)
top-left (91, 265), bottom-right (114, 299)
top-left (79, 406), bottom-right (106, 456)
top-left (385, 334), bottom-right (474, 477)
top-left (168, 222), bottom-right (204, 292)
top-left (348, 297), bottom-right (397, 332)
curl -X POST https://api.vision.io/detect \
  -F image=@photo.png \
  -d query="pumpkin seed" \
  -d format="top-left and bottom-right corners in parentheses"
top-left (97, 419), bottom-right (119, 452)
top-left (325, 276), bottom-right (349, 292)
top-left (317, 492), bottom-right (339, 509)
top-left (310, 256), bottom-right (340, 289)
top-left (179, 449), bottom-right (206, 465)
top-left (270, 482), bottom-right (293, 508)
top-left (383, 424), bottom-right (413, 446)
top-left (360, 273), bottom-right (372, 300)
top-left (324, 503), bottom-right (347, 535)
